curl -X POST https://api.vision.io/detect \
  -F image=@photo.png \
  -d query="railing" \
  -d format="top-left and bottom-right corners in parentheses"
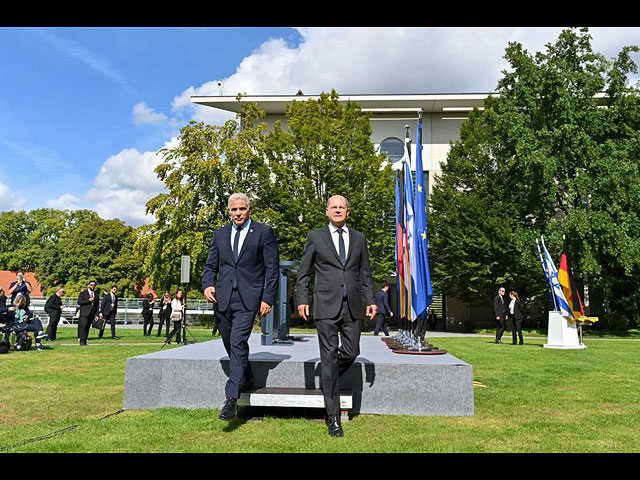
top-left (22, 296), bottom-right (215, 325)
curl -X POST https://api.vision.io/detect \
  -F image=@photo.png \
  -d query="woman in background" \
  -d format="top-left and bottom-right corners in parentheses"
top-left (508, 291), bottom-right (524, 345)
top-left (168, 289), bottom-right (184, 344)
top-left (12, 294), bottom-right (48, 350)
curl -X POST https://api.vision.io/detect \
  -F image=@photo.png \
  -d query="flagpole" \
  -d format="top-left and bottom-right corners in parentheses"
top-left (403, 124), bottom-right (412, 341)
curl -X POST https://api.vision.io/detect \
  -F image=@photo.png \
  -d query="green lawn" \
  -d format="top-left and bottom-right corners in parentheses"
top-left (1, 327), bottom-right (639, 452)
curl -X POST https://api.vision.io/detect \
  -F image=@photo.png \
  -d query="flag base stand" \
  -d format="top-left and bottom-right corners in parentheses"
top-left (381, 337), bottom-right (447, 355)
top-left (543, 311), bottom-right (587, 350)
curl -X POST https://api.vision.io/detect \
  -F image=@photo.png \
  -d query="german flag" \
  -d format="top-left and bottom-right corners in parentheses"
top-left (558, 239), bottom-right (585, 323)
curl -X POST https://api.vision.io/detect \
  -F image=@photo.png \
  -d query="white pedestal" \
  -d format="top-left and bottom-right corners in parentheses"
top-left (544, 311), bottom-right (586, 349)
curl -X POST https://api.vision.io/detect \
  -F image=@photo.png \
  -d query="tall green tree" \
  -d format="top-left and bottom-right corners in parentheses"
top-left (141, 91), bottom-right (396, 291)
top-left (429, 28), bottom-right (640, 328)
top-left (37, 217), bottom-right (145, 297)
top-left (139, 101), bottom-right (270, 293)
top-left (260, 90), bottom-right (395, 279)
top-left (0, 208), bottom-right (99, 272)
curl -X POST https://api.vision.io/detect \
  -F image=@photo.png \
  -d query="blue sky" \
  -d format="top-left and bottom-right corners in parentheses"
top-left (1, 27), bottom-right (639, 226)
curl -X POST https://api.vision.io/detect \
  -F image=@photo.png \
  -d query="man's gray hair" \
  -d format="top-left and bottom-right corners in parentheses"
top-left (326, 195), bottom-right (349, 208)
top-left (228, 193), bottom-right (252, 209)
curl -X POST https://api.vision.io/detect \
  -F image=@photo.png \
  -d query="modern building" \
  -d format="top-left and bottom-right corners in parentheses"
top-left (192, 93), bottom-right (488, 196)
top-left (191, 93), bottom-right (491, 331)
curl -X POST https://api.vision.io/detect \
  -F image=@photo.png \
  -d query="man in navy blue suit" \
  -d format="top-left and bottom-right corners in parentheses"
top-left (202, 193), bottom-right (279, 421)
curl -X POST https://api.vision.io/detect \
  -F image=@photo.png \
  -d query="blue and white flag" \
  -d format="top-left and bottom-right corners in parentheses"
top-left (541, 237), bottom-right (573, 320)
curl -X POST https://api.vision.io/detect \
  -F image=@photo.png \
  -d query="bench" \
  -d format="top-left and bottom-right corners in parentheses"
top-left (238, 387), bottom-right (353, 422)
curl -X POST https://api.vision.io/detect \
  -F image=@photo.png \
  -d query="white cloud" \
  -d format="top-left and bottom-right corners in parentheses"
top-left (46, 193), bottom-right (84, 210)
top-left (85, 144), bottom-right (171, 226)
top-left (173, 27), bottom-right (640, 120)
top-left (132, 102), bottom-right (168, 125)
top-left (84, 27), bottom-right (640, 227)
top-left (0, 182), bottom-right (27, 209)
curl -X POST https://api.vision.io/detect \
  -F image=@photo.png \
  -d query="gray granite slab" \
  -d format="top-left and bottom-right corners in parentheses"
top-left (123, 334), bottom-right (474, 416)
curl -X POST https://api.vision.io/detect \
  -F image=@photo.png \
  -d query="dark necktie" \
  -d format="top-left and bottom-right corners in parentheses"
top-left (233, 225), bottom-right (243, 262)
top-left (337, 228), bottom-right (347, 298)
top-left (337, 228), bottom-right (346, 265)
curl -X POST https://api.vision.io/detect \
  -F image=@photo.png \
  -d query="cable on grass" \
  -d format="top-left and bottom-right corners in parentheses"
top-left (0, 409), bottom-right (125, 452)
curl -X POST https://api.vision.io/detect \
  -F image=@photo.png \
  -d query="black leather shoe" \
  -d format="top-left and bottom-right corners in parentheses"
top-left (326, 415), bottom-right (344, 437)
top-left (218, 398), bottom-right (237, 421)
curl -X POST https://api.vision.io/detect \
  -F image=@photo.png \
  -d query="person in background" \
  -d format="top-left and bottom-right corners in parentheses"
top-left (9, 271), bottom-right (32, 306)
top-left (99, 285), bottom-right (120, 340)
top-left (0, 288), bottom-right (13, 341)
top-left (11, 294), bottom-right (48, 350)
top-left (44, 287), bottom-right (66, 341)
top-left (142, 293), bottom-right (156, 336)
top-left (508, 291), bottom-right (524, 345)
top-left (156, 290), bottom-right (172, 338)
top-left (168, 289), bottom-right (184, 344)
top-left (373, 282), bottom-right (393, 336)
top-left (493, 287), bottom-right (508, 344)
top-left (77, 280), bottom-right (99, 346)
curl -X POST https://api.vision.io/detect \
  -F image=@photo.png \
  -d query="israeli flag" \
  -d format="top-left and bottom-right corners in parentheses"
top-left (541, 237), bottom-right (573, 320)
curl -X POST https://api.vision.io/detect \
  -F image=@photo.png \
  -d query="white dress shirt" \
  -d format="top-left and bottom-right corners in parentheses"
top-left (328, 223), bottom-right (349, 259)
top-left (230, 218), bottom-right (252, 255)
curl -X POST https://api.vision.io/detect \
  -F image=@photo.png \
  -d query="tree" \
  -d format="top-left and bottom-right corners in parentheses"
top-left (0, 208), bottom-right (99, 272)
top-left (37, 217), bottom-right (145, 297)
top-left (259, 91), bottom-right (395, 279)
top-left (141, 91), bottom-right (396, 291)
top-left (429, 28), bottom-right (640, 328)
top-left (139, 101), bottom-right (270, 294)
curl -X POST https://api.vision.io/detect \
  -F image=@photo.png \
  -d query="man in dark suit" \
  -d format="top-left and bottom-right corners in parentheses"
top-left (99, 285), bottom-right (120, 339)
top-left (493, 286), bottom-right (507, 344)
top-left (44, 287), bottom-right (65, 341)
top-left (296, 195), bottom-right (377, 437)
top-left (202, 193), bottom-right (279, 421)
top-left (373, 282), bottom-right (393, 336)
top-left (77, 280), bottom-right (99, 346)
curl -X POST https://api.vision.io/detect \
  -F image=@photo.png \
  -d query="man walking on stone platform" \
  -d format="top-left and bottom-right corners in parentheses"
top-left (202, 193), bottom-right (280, 421)
top-left (296, 195), bottom-right (377, 437)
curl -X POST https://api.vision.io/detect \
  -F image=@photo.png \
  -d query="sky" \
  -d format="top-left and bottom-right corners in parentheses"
top-left (1, 26), bottom-right (639, 226)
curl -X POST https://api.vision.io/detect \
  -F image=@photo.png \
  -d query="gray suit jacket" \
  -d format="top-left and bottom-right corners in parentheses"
top-left (295, 225), bottom-right (375, 320)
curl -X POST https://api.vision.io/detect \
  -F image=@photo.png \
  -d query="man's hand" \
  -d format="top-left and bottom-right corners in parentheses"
top-left (298, 304), bottom-right (310, 322)
top-left (260, 302), bottom-right (272, 318)
top-left (204, 287), bottom-right (217, 303)
top-left (366, 304), bottom-right (378, 320)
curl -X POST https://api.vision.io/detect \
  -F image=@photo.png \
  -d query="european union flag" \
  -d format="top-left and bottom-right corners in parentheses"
top-left (413, 113), bottom-right (434, 313)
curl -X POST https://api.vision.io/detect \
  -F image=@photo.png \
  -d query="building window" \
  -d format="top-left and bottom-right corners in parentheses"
top-left (379, 137), bottom-right (404, 163)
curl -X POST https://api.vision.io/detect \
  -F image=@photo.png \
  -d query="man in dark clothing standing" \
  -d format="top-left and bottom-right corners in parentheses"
top-left (493, 287), bottom-right (508, 344)
top-left (99, 285), bottom-right (120, 339)
top-left (373, 282), bottom-right (393, 336)
top-left (45, 287), bottom-right (66, 341)
top-left (77, 280), bottom-right (99, 346)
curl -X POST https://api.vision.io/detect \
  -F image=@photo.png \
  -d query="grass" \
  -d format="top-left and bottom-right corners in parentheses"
top-left (1, 326), bottom-right (639, 452)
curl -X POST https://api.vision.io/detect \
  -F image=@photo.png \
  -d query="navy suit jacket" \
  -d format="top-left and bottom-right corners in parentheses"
top-left (375, 290), bottom-right (391, 316)
top-left (202, 220), bottom-right (279, 312)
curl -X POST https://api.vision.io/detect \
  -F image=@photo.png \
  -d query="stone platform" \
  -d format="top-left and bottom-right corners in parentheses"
top-left (123, 334), bottom-right (474, 417)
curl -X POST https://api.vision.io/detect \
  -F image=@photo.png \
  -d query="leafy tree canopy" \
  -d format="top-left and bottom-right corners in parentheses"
top-left (429, 28), bottom-right (640, 327)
